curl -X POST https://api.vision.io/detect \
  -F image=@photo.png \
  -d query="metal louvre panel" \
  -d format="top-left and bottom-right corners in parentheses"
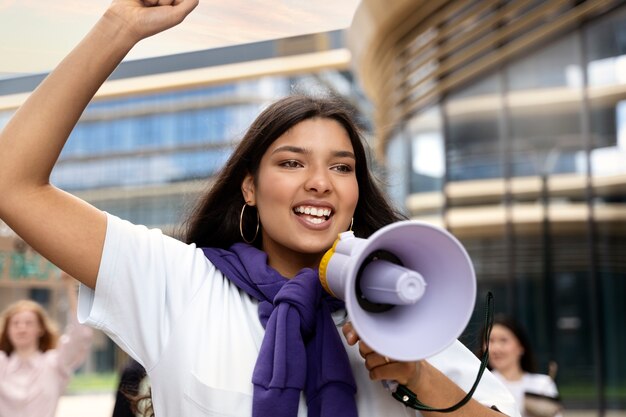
top-left (377, 0), bottom-right (621, 150)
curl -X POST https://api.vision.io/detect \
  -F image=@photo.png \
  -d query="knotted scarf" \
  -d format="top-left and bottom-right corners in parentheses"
top-left (202, 243), bottom-right (358, 417)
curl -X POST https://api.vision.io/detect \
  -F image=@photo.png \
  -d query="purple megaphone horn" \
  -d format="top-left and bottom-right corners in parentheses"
top-left (319, 221), bottom-right (476, 362)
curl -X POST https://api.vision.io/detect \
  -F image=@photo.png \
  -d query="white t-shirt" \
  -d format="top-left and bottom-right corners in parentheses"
top-left (79, 214), bottom-right (519, 417)
top-left (492, 371), bottom-right (559, 417)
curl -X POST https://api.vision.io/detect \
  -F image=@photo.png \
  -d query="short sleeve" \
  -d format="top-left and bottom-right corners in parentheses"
top-left (78, 213), bottom-right (216, 371)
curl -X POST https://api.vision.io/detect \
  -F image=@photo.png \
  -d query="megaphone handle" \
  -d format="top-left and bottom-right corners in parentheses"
top-left (390, 292), bottom-right (494, 413)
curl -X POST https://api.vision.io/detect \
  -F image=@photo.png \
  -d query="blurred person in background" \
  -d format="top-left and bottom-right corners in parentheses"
top-left (112, 358), bottom-right (151, 417)
top-left (479, 315), bottom-right (562, 417)
top-left (0, 273), bottom-right (93, 417)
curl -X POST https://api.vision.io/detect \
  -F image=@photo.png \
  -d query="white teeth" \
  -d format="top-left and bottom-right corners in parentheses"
top-left (294, 206), bottom-right (332, 218)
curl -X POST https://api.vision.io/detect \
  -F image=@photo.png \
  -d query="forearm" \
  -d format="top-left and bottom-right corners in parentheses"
top-left (63, 273), bottom-right (80, 317)
top-left (407, 361), bottom-right (506, 417)
top-left (0, 12), bottom-right (137, 196)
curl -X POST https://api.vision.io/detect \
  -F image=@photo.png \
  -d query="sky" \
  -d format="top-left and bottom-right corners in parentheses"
top-left (0, 0), bottom-right (360, 78)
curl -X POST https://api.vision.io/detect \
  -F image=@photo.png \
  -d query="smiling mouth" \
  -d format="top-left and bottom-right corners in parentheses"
top-left (293, 205), bottom-right (332, 224)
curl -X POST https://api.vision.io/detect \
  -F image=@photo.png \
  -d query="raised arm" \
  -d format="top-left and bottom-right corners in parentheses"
top-left (57, 273), bottom-right (93, 371)
top-left (0, 0), bottom-right (198, 289)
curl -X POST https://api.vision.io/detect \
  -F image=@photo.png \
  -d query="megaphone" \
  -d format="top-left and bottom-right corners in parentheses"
top-left (319, 221), bottom-right (476, 362)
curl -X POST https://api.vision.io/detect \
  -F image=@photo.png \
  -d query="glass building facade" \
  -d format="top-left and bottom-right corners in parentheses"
top-left (54, 80), bottom-right (278, 229)
top-left (351, 0), bottom-right (626, 412)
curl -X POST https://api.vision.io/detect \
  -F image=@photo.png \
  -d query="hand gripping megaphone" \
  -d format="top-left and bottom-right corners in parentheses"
top-left (319, 221), bottom-right (476, 362)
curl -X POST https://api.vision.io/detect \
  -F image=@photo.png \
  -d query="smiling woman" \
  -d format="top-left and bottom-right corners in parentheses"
top-left (0, 275), bottom-right (93, 417)
top-left (0, 1), bottom-right (519, 416)
top-left (240, 117), bottom-right (359, 277)
top-left (480, 315), bottom-right (562, 417)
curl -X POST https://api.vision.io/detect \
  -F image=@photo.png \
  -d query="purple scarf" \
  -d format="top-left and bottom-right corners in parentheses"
top-left (202, 243), bottom-right (358, 417)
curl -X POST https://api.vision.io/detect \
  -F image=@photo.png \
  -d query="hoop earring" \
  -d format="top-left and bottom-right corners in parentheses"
top-left (240, 203), bottom-right (259, 244)
top-left (349, 217), bottom-right (354, 232)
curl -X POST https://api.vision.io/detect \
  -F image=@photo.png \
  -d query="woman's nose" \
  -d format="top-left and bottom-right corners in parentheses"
top-left (304, 167), bottom-right (331, 194)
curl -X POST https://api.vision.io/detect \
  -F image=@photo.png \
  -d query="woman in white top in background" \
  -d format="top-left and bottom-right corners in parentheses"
top-left (0, 1), bottom-right (518, 416)
top-left (483, 315), bottom-right (561, 417)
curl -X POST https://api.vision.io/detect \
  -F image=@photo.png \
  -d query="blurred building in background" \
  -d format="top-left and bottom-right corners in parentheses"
top-left (349, 0), bottom-right (626, 413)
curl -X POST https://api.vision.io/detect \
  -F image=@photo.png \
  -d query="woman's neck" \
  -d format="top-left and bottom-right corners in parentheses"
top-left (498, 364), bottom-right (525, 381)
top-left (264, 245), bottom-right (323, 278)
top-left (271, 255), bottom-right (321, 278)
top-left (13, 345), bottom-right (40, 359)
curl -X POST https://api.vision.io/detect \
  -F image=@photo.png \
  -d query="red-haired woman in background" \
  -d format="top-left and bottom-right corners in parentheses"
top-left (0, 274), bottom-right (93, 417)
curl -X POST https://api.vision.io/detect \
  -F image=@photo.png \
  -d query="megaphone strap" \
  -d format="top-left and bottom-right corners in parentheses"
top-left (391, 292), bottom-right (494, 412)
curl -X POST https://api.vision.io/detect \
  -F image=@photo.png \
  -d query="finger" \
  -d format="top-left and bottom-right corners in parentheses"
top-left (368, 361), bottom-right (400, 381)
top-left (142, 0), bottom-right (175, 5)
top-left (342, 322), bottom-right (359, 346)
top-left (148, 0), bottom-right (192, 7)
top-left (169, 0), bottom-right (199, 21)
top-left (357, 340), bottom-right (374, 358)
top-left (368, 361), bottom-right (417, 385)
top-left (363, 353), bottom-right (392, 371)
top-left (142, 0), bottom-right (199, 31)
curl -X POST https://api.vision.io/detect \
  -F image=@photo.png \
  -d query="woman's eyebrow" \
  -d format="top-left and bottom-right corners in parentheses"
top-left (334, 150), bottom-right (356, 160)
top-left (271, 146), bottom-right (355, 160)
top-left (272, 145), bottom-right (307, 155)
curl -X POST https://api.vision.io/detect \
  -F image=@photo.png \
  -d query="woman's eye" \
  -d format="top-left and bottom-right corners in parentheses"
top-left (332, 164), bottom-right (353, 173)
top-left (280, 160), bottom-right (302, 168)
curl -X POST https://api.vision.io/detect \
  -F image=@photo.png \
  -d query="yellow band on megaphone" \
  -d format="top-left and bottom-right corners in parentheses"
top-left (319, 236), bottom-right (340, 298)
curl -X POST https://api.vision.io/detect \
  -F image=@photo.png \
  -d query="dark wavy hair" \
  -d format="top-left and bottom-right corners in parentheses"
top-left (182, 94), bottom-right (405, 247)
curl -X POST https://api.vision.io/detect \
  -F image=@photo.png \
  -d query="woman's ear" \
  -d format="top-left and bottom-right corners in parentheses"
top-left (241, 174), bottom-right (256, 205)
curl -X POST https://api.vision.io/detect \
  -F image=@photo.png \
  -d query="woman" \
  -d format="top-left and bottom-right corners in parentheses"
top-left (483, 316), bottom-right (561, 417)
top-left (0, 1), bottom-right (518, 416)
top-left (0, 274), bottom-right (93, 417)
